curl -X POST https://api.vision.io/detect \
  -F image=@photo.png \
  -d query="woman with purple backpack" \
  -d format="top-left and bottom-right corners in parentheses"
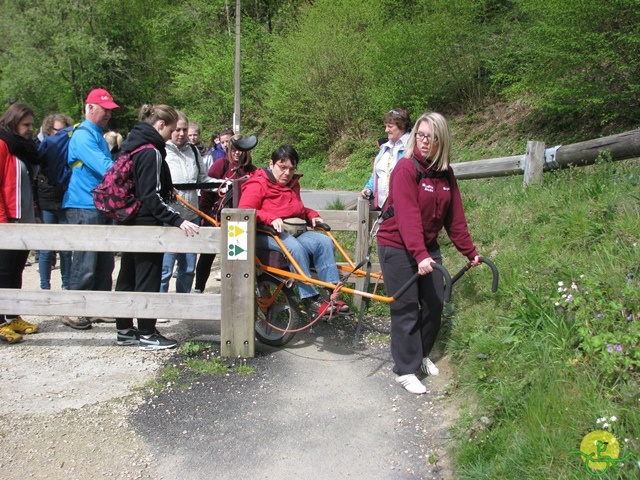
top-left (113, 104), bottom-right (199, 351)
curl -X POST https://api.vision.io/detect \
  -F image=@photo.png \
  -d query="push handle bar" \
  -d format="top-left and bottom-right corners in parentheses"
top-left (450, 256), bottom-right (499, 292)
top-left (393, 263), bottom-right (452, 303)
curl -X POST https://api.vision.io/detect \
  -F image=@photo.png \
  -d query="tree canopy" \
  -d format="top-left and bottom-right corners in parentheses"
top-left (1, 0), bottom-right (637, 155)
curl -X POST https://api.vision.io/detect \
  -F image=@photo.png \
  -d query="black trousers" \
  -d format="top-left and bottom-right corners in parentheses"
top-left (194, 253), bottom-right (216, 291)
top-left (115, 251), bottom-right (164, 334)
top-left (0, 249), bottom-right (30, 322)
top-left (378, 245), bottom-right (444, 376)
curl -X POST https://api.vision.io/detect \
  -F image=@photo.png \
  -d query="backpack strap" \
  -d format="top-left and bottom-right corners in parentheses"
top-left (188, 143), bottom-right (201, 175)
top-left (130, 143), bottom-right (155, 156)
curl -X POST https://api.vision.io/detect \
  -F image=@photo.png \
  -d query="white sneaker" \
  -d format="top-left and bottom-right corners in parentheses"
top-left (421, 357), bottom-right (439, 376)
top-left (395, 374), bottom-right (427, 395)
top-left (156, 318), bottom-right (170, 323)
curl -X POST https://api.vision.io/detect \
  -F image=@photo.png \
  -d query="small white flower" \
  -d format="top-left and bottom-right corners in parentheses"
top-left (610, 415), bottom-right (617, 422)
top-left (558, 281), bottom-right (564, 287)
top-left (571, 282), bottom-right (578, 290)
top-left (625, 438), bottom-right (629, 443)
top-left (555, 302), bottom-right (560, 306)
top-left (580, 274), bottom-right (585, 278)
top-left (603, 422), bottom-right (611, 429)
top-left (562, 294), bottom-right (567, 298)
top-left (597, 417), bottom-right (605, 423)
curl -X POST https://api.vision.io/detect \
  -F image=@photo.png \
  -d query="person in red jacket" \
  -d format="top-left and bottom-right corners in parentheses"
top-left (377, 112), bottom-right (480, 395)
top-left (0, 103), bottom-right (41, 343)
top-left (238, 145), bottom-right (347, 316)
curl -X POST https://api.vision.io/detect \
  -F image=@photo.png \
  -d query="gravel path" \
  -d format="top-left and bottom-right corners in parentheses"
top-left (0, 255), bottom-right (460, 479)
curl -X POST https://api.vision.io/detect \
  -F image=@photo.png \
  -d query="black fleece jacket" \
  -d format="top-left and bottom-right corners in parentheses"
top-left (120, 122), bottom-right (184, 227)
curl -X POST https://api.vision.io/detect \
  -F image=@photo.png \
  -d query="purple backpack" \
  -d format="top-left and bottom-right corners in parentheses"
top-left (93, 144), bottom-right (155, 222)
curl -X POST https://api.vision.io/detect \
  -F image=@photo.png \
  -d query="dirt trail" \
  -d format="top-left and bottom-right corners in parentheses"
top-left (0, 255), bottom-right (460, 479)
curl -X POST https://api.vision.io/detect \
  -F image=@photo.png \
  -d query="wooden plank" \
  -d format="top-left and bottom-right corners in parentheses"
top-left (451, 155), bottom-right (524, 179)
top-left (220, 209), bottom-right (255, 358)
top-left (315, 209), bottom-right (362, 231)
top-left (0, 224), bottom-right (221, 254)
top-left (555, 128), bottom-right (640, 167)
top-left (0, 289), bottom-right (221, 320)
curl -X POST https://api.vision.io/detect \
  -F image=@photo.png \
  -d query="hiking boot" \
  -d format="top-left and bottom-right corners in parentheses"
top-left (139, 330), bottom-right (178, 351)
top-left (420, 357), bottom-right (439, 376)
top-left (396, 374), bottom-right (427, 395)
top-left (91, 316), bottom-right (116, 323)
top-left (7, 316), bottom-right (39, 334)
top-left (62, 316), bottom-right (92, 330)
top-left (117, 328), bottom-right (140, 346)
top-left (0, 324), bottom-right (24, 344)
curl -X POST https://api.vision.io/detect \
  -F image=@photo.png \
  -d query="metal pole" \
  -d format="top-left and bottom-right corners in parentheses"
top-left (233, 0), bottom-right (241, 133)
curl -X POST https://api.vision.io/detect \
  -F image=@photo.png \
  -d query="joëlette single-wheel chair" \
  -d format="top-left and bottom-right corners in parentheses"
top-left (177, 177), bottom-right (499, 348)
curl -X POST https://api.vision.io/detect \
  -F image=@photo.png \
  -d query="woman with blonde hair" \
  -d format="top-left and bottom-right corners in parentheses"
top-left (377, 112), bottom-right (481, 394)
top-left (103, 130), bottom-right (123, 161)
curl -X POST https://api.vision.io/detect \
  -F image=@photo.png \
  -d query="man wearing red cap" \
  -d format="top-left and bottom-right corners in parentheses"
top-left (62, 88), bottom-right (120, 330)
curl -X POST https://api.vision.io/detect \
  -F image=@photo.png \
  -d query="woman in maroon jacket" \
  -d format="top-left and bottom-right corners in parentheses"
top-left (238, 145), bottom-right (347, 316)
top-left (377, 112), bottom-right (480, 394)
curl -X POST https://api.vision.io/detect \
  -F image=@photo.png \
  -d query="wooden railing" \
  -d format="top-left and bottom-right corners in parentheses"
top-left (2, 129), bottom-right (638, 357)
top-left (0, 209), bottom-right (255, 358)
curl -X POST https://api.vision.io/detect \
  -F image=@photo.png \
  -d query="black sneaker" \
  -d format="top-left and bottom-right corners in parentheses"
top-left (117, 328), bottom-right (140, 346)
top-left (139, 330), bottom-right (178, 351)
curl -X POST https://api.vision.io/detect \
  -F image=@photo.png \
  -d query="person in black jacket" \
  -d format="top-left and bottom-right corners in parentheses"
top-left (114, 104), bottom-right (199, 351)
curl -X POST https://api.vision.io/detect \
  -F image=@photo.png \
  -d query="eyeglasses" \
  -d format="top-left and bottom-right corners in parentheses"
top-left (415, 132), bottom-right (438, 143)
top-left (275, 163), bottom-right (297, 173)
top-left (388, 110), bottom-right (400, 115)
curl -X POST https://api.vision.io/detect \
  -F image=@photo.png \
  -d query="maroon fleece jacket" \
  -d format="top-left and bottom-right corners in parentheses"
top-left (376, 153), bottom-right (477, 265)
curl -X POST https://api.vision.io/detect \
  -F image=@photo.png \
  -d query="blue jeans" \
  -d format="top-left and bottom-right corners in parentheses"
top-left (66, 208), bottom-right (114, 291)
top-left (39, 208), bottom-right (72, 290)
top-left (160, 252), bottom-right (196, 293)
top-left (256, 230), bottom-right (339, 299)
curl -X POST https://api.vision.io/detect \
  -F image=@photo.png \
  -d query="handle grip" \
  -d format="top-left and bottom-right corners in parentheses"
top-left (450, 256), bottom-right (499, 292)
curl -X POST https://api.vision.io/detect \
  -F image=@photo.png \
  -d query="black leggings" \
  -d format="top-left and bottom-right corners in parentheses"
top-left (115, 251), bottom-right (164, 334)
top-left (0, 249), bottom-right (30, 321)
top-left (194, 253), bottom-right (216, 291)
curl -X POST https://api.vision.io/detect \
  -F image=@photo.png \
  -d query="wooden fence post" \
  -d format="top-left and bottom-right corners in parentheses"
top-left (523, 140), bottom-right (546, 188)
top-left (352, 197), bottom-right (371, 299)
top-left (220, 208), bottom-right (255, 358)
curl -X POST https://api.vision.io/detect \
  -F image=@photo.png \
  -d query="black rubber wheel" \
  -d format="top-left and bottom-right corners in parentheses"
top-left (255, 274), bottom-right (300, 346)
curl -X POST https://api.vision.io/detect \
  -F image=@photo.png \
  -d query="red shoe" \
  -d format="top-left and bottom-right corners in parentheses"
top-left (305, 298), bottom-right (337, 317)
top-left (335, 300), bottom-right (349, 313)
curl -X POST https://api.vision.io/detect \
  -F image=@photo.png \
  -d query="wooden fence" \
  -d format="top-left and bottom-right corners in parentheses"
top-left (1, 129), bottom-right (638, 357)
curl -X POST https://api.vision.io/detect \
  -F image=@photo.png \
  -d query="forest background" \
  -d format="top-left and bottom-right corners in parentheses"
top-left (1, 0), bottom-right (639, 478)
